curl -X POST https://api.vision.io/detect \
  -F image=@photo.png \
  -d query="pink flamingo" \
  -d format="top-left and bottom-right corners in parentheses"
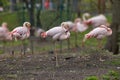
top-left (72, 18), bottom-right (89, 32)
top-left (82, 25), bottom-right (112, 48)
top-left (41, 25), bottom-right (70, 67)
top-left (0, 22), bottom-right (12, 41)
top-left (11, 22), bottom-right (31, 41)
top-left (11, 22), bottom-right (31, 55)
top-left (82, 25), bottom-right (112, 61)
top-left (83, 13), bottom-right (108, 28)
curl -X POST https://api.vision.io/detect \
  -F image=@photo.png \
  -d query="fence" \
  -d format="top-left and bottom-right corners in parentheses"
top-left (0, 0), bottom-right (113, 55)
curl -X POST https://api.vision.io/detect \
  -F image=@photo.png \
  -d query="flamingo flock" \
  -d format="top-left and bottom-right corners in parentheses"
top-left (0, 13), bottom-right (112, 66)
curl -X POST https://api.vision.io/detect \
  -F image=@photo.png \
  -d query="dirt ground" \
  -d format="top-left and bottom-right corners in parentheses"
top-left (0, 45), bottom-right (120, 80)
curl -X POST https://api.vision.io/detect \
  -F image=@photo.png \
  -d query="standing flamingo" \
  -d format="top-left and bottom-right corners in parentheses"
top-left (11, 22), bottom-right (31, 55)
top-left (41, 25), bottom-right (70, 67)
top-left (0, 22), bottom-right (12, 53)
top-left (0, 22), bottom-right (12, 40)
top-left (82, 25), bottom-right (112, 61)
top-left (83, 14), bottom-right (108, 28)
top-left (82, 25), bottom-right (112, 48)
top-left (72, 18), bottom-right (89, 32)
top-left (11, 22), bottom-right (31, 40)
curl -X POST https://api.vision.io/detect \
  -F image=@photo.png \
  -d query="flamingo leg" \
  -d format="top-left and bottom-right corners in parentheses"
top-left (11, 40), bottom-right (15, 56)
top-left (2, 40), bottom-right (5, 54)
top-left (82, 38), bottom-right (86, 47)
top-left (97, 39), bottom-right (102, 48)
top-left (97, 39), bottom-right (105, 61)
top-left (75, 32), bottom-right (78, 47)
top-left (54, 41), bottom-right (59, 67)
top-left (30, 37), bottom-right (34, 54)
top-left (67, 38), bottom-right (70, 50)
top-left (60, 40), bottom-right (62, 53)
top-left (22, 40), bottom-right (26, 56)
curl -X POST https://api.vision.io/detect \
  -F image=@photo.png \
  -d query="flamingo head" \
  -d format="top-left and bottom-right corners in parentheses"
top-left (61, 22), bottom-right (69, 31)
top-left (107, 28), bottom-right (112, 36)
top-left (74, 18), bottom-right (82, 23)
top-left (2, 22), bottom-right (8, 28)
top-left (83, 13), bottom-right (91, 19)
top-left (23, 22), bottom-right (31, 29)
top-left (40, 32), bottom-right (47, 38)
top-left (61, 21), bottom-right (75, 31)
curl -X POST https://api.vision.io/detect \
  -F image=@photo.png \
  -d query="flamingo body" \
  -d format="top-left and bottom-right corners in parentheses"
top-left (83, 25), bottom-right (112, 42)
top-left (11, 22), bottom-right (31, 40)
top-left (86, 14), bottom-right (107, 28)
top-left (75, 22), bottom-right (88, 32)
top-left (0, 23), bottom-right (12, 41)
top-left (45, 26), bottom-right (67, 37)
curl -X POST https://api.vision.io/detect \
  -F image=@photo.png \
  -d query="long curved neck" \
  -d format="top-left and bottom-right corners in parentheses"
top-left (82, 14), bottom-right (87, 21)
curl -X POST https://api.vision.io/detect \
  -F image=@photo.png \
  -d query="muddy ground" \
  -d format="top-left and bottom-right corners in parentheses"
top-left (0, 45), bottom-right (120, 80)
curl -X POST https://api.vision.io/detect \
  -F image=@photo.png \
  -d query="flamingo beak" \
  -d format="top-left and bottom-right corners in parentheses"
top-left (41, 32), bottom-right (47, 38)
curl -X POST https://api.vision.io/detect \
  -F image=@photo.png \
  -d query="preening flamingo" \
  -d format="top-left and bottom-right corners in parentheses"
top-left (11, 22), bottom-right (31, 41)
top-left (82, 25), bottom-right (112, 61)
top-left (0, 22), bottom-right (12, 41)
top-left (82, 25), bottom-right (112, 48)
top-left (11, 22), bottom-right (31, 55)
top-left (41, 26), bottom-right (70, 67)
top-left (72, 18), bottom-right (89, 32)
top-left (84, 14), bottom-right (108, 28)
top-left (0, 22), bottom-right (12, 53)
top-left (61, 21), bottom-right (75, 31)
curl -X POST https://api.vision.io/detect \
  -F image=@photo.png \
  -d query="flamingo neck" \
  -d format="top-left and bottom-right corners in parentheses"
top-left (82, 14), bottom-right (87, 21)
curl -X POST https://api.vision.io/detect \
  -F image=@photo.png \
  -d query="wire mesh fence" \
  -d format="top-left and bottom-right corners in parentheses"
top-left (0, 0), bottom-right (113, 55)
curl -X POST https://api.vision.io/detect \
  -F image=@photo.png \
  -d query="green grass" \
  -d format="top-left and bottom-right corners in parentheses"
top-left (84, 70), bottom-right (120, 80)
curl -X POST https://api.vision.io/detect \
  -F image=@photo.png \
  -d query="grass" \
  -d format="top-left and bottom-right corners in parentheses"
top-left (84, 70), bottom-right (120, 80)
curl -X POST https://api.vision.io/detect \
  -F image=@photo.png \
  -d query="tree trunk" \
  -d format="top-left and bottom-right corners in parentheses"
top-left (10, 0), bottom-right (17, 12)
top-left (73, 0), bottom-right (81, 17)
top-left (29, 0), bottom-right (35, 26)
top-left (105, 0), bottom-right (120, 54)
top-left (36, 1), bottom-right (42, 28)
top-left (98, 0), bottom-right (106, 13)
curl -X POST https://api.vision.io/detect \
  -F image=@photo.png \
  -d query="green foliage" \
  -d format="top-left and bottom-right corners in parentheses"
top-left (0, 12), bottom-right (20, 30)
top-left (102, 75), bottom-right (110, 80)
top-left (85, 76), bottom-right (99, 80)
top-left (0, 50), bottom-right (4, 54)
top-left (102, 70), bottom-right (120, 80)
top-left (108, 70), bottom-right (119, 77)
top-left (84, 71), bottom-right (120, 80)
top-left (0, 0), bottom-right (9, 7)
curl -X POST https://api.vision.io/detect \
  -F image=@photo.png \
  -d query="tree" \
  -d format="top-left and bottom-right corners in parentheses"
top-left (72, 0), bottom-right (81, 17)
top-left (36, 0), bottom-right (42, 28)
top-left (10, 0), bottom-right (17, 12)
top-left (105, 0), bottom-right (120, 54)
top-left (23, 0), bottom-right (35, 36)
top-left (98, 0), bottom-right (106, 13)
top-left (23, 0), bottom-right (35, 26)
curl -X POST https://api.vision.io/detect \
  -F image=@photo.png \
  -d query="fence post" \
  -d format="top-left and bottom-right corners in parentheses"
top-left (59, 0), bottom-right (64, 53)
top-left (67, 0), bottom-right (71, 50)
